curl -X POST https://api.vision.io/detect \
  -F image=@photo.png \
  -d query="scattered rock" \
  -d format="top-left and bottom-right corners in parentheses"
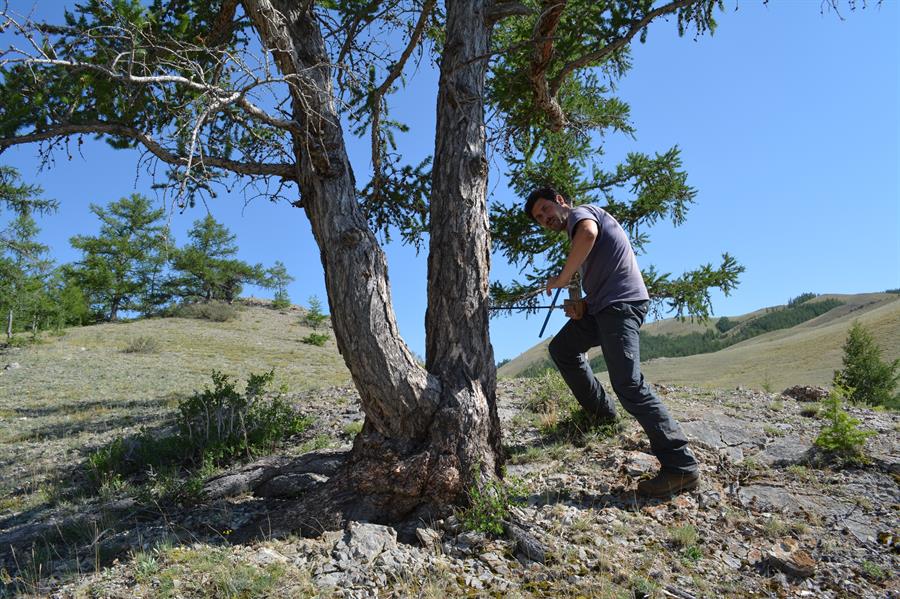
top-left (415, 526), bottom-right (441, 550)
top-left (767, 542), bottom-right (816, 578)
top-left (782, 386), bottom-right (829, 402)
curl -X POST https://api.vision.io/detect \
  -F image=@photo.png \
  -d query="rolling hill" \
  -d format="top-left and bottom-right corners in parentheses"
top-left (498, 292), bottom-right (900, 390)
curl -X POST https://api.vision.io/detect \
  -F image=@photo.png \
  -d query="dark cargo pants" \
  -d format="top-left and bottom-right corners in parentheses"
top-left (548, 300), bottom-right (698, 473)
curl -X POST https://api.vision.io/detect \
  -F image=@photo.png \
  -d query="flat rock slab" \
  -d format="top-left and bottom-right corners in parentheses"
top-left (682, 415), bottom-right (765, 462)
top-left (756, 438), bottom-right (811, 467)
top-left (737, 485), bottom-right (820, 514)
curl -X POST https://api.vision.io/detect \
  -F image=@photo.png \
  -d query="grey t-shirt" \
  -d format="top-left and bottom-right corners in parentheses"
top-left (566, 204), bottom-right (649, 314)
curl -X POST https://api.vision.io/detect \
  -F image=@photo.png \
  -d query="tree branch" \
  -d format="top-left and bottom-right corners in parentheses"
top-left (0, 123), bottom-right (296, 179)
top-left (548, 0), bottom-right (701, 96)
top-left (0, 55), bottom-right (302, 134)
top-left (529, 0), bottom-right (567, 131)
top-left (485, 1), bottom-right (533, 24)
top-left (369, 0), bottom-right (436, 199)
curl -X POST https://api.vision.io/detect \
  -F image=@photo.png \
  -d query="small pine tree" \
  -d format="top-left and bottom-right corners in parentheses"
top-left (834, 321), bottom-right (899, 408)
top-left (814, 385), bottom-right (875, 464)
top-left (266, 260), bottom-right (294, 309)
top-left (305, 295), bottom-right (329, 330)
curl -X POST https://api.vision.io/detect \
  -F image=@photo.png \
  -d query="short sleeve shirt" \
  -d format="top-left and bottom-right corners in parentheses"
top-left (566, 204), bottom-right (649, 314)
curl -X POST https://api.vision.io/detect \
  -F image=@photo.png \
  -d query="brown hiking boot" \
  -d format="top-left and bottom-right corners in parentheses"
top-left (637, 469), bottom-right (700, 497)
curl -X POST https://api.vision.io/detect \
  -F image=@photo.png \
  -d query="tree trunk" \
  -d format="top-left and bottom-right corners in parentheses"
top-left (240, 0), bottom-right (499, 526)
top-left (6, 309), bottom-right (11, 342)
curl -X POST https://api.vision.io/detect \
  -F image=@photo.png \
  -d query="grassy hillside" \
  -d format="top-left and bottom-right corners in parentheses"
top-left (0, 302), bottom-right (350, 511)
top-left (499, 292), bottom-right (900, 388)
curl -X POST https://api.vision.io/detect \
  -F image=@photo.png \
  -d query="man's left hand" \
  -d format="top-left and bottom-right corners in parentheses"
top-left (545, 274), bottom-right (569, 296)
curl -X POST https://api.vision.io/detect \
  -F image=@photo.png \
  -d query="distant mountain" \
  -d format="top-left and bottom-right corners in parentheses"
top-left (498, 292), bottom-right (900, 390)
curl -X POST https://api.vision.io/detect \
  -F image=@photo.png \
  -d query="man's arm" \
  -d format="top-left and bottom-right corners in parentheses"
top-left (546, 218), bottom-right (598, 294)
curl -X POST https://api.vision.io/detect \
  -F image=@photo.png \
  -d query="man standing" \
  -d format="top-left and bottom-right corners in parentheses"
top-left (526, 186), bottom-right (699, 496)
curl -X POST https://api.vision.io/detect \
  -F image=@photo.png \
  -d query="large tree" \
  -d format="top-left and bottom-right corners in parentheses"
top-left (0, 167), bottom-right (57, 340)
top-left (0, 0), bottom-right (755, 529)
top-left (69, 194), bottom-right (169, 320)
top-left (167, 214), bottom-right (269, 303)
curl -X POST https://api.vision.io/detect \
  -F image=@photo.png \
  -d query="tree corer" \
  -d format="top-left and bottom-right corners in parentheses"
top-left (526, 186), bottom-right (700, 497)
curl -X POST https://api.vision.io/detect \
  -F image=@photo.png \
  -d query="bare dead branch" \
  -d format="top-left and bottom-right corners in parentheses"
top-left (0, 123), bottom-right (295, 179)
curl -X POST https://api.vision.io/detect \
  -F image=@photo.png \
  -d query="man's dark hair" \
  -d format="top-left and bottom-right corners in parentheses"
top-left (524, 186), bottom-right (563, 222)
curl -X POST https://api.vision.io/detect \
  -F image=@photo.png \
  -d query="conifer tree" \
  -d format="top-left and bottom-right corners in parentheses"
top-left (69, 194), bottom-right (168, 321)
top-left (168, 214), bottom-right (267, 304)
top-left (834, 321), bottom-right (899, 408)
top-left (266, 260), bottom-right (294, 308)
top-left (0, 167), bottom-right (57, 339)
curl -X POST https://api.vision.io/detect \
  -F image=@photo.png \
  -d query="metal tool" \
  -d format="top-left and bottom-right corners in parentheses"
top-left (538, 287), bottom-right (562, 338)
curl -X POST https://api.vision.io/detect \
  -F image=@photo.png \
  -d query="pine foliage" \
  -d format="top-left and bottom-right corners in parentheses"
top-left (834, 321), bottom-right (899, 408)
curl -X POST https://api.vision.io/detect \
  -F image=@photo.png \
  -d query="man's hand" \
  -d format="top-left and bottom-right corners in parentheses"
top-left (545, 274), bottom-right (570, 296)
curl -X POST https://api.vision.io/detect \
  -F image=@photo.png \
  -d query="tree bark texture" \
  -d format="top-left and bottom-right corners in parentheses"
top-left (240, 0), bottom-right (501, 523)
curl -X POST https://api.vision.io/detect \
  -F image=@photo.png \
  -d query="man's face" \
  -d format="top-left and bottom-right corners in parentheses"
top-left (531, 196), bottom-right (567, 232)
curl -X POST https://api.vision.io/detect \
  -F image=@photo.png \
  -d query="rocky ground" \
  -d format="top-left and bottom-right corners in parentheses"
top-left (1, 380), bottom-right (897, 598)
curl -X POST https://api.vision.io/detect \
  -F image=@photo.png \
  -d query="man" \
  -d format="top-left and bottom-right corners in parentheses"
top-left (526, 186), bottom-right (699, 496)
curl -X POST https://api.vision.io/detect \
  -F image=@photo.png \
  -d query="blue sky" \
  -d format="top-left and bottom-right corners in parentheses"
top-left (2, 1), bottom-right (898, 362)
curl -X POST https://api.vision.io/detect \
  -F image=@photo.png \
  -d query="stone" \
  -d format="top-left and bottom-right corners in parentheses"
top-left (622, 451), bottom-right (657, 476)
top-left (756, 438), bottom-right (811, 467)
top-left (782, 386), bottom-right (829, 402)
top-left (415, 526), bottom-right (442, 550)
top-left (767, 542), bottom-right (816, 578)
top-left (737, 485), bottom-right (817, 514)
top-left (332, 521), bottom-right (398, 565)
top-left (251, 547), bottom-right (289, 566)
top-left (3, 362), bottom-right (20, 370)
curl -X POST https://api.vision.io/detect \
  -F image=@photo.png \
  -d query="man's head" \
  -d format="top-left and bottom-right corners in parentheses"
top-left (525, 186), bottom-right (569, 232)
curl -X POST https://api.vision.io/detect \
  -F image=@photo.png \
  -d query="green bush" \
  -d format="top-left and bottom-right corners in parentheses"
top-left (89, 370), bottom-right (313, 494)
top-left (833, 321), bottom-right (899, 408)
top-left (814, 385), bottom-right (875, 464)
top-left (171, 301), bottom-right (239, 322)
top-left (122, 336), bottom-right (160, 354)
top-left (301, 332), bottom-right (329, 346)
top-left (461, 474), bottom-right (528, 536)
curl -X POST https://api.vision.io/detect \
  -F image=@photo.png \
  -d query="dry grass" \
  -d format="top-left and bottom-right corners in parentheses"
top-left (500, 293), bottom-right (899, 389)
top-left (0, 305), bottom-right (350, 516)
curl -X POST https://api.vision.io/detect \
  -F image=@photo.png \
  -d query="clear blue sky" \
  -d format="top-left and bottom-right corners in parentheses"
top-left (2, 2), bottom-right (898, 362)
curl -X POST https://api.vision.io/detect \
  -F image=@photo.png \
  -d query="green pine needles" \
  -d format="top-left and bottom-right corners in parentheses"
top-left (833, 321), bottom-right (899, 409)
top-left (814, 385), bottom-right (875, 465)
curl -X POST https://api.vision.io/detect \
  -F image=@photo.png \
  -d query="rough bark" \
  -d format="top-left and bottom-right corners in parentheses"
top-left (426, 0), bottom-right (501, 478)
top-left (235, 0), bottom-right (501, 530)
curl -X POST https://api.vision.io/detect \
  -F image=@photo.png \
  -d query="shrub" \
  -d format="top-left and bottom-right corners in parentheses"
top-left (122, 336), bottom-right (160, 354)
top-left (89, 370), bottom-right (313, 493)
top-left (460, 473), bottom-right (528, 536)
top-left (833, 321), bottom-right (899, 408)
top-left (301, 332), bottom-right (329, 346)
top-left (814, 385), bottom-right (875, 464)
top-left (171, 301), bottom-right (239, 322)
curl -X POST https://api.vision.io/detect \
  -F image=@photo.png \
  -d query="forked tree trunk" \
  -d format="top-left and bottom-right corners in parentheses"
top-left (242, 0), bottom-right (499, 526)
